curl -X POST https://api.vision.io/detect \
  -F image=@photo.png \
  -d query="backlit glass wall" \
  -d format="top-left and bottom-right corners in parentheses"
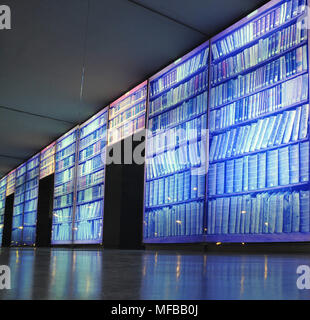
top-left (143, 42), bottom-right (210, 242)
top-left (52, 127), bottom-right (78, 244)
top-left (108, 81), bottom-right (147, 145)
top-left (0, 176), bottom-right (7, 245)
top-left (74, 108), bottom-right (108, 244)
top-left (207, 0), bottom-right (310, 242)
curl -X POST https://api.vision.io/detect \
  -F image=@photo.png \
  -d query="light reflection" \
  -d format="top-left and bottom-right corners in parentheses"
top-left (0, 249), bottom-right (309, 300)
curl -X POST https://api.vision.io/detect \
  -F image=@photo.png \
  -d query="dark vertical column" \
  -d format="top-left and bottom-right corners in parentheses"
top-left (2, 194), bottom-right (14, 247)
top-left (103, 139), bottom-right (123, 248)
top-left (36, 174), bottom-right (54, 247)
top-left (103, 132), bottom-right (145, 249)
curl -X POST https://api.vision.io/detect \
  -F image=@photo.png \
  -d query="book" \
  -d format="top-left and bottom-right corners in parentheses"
top-left (289, 143), bottom-right (300, 184)
top-left (299, 141), bottom-right (309, 182)
top-left (267, 149), bottom-right (279, 187)
top-left (279, 146), bottom-right (290, 185)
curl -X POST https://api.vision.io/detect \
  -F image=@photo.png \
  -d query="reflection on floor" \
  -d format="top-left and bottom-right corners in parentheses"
top-left (0, 248), bottom-right (309, 300)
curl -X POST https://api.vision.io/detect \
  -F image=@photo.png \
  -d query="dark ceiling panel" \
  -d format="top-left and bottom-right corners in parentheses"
top-left (0, 156), bottom-right (22, 178)
top-left (0, 108), bottom-right (74, 176)
top-left (134, 0), bottom-right (270, 38)
top-left (0, 0), bottom-right (88, 123)
top-left (0, 0), bottom-right (273, 178)
top-left (81, 0), bottom-right (205, 112)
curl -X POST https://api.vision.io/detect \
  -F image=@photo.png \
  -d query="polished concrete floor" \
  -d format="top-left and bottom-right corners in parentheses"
top-left (0, 248), bottom-right (309, 300)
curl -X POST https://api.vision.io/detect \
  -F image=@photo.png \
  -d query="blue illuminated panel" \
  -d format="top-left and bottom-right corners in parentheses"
top-left (144, 42), bottom-right (209, 243)
top-left (11, 163), bottom-right (27, 245)
top-left (74, 108), bottom-right (108, 244)
top-left (108, 81), bottom-right (147, 145)
top-left (22, 154), bottom-right (40, 245)
top-left (40, 142), bottom-right (56, 179)
top-left (6, 169), bottom-right (16, 197)
top-left (207, 0), bottom-right (310, 242)
top-left (52, 127), bottom-right (78, 244)
top-left (0, 176), bottom-right (7, 246)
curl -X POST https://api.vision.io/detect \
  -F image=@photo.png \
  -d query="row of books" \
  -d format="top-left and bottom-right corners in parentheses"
top-left (54, 181), bottom-right (74, 198)
top-left (40, 144), bottom-right (56, 180)
top-left (6, 171), bottom-right (15, 196)
top-left (56, 131), bottom-right (77, 152)
top-left (23, 211), bottom-right (36, 226)
top-left (210, 105), bottom-right (309, 161)
top-left (0, 178), bottom-right (5, 233)
top-left (25, 178), bottom-right (38, 190)
top-left (14, 193), bottom-right (25, 205)
top-left (27, 157), bottom-right (39, 171)
top-left (40, 143), bottom-right (55, 161)
top-left (79, 140), bottom-right (104, 163)
top-left (54, 193), bottom-right (73, 209)
top-left (77, 184), bottom-right (103, 204)
top-left (109, 101), bottom-right (145, 129)
top-left (22, 227), bottom-right (36, 244)
top-left (80, 114), bottom-right (107, 139)
top-left (207, 189), bottom-right (310, 234)
top-left (145, 166), bottom-right (205, 208)
top-left (79, 127), bottom-right (106, 150)
top-left (78, 154), bottom-right (103, 176)
top-left (150, 47), bottom-right (209, 97)
top-left (77, 169), bottom-right (104, 191)
top-left (26, 167), bottom-right (39, 181)
top-left (208, 141), bottom-right (309, 195)
top-left (12, 204), bottom-right (23, 216)
top-left (109, 86), bottom-right (147, 118)
top-left (55, 167), bottom-right (74, 186)
top-left (146, 140), bottom-right (206, 180)
top-left (148, 92), bottom-right (208, 133)
top-left (55, 144), bottom-right (76, 164)
top-left (56, 154), bottom-right (75, 172)
top-left (149, 70), bottom-right (208, 116)
top-left (16, 174), bottom-right (26, 187)
top-left (210, 74), bottom-right (308, 130)
top-left (212, 1), bottom-right (306, 60)
top-left (11, 229), bottom-right (22, 244)
top-left (212, 17), bottom-right (307, 84)
top-left (144, 201), bottom-right (204, 238)
top-left (75, 200), bottom-right (103, 221)
top-left (24, 200), bottom-right (37, 213)
top-left (52, 223), bottom-right (72, 242)
top-left (12, 214), bottom-right (23, 228)
top-left (147, 114), bottom-right (207, 157)
top-left (210, 45), bottom-right (307, 106)
top-left (108, 114), bottom-right (145, 145)
top-left (53, 207), bottom-right (72, 224)
top-left (39, 161), bottom-right (55, 179)
top-left (74, 219), bottom-right (102, 241)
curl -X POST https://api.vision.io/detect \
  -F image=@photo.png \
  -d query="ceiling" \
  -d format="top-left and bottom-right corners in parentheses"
top-left (0, 0), bottom-right (269, 178)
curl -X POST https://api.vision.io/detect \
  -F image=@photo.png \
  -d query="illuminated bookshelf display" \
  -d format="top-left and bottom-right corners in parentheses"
top-left (143, 42), bottom-right (210, 242)
top-left (11, 163), bottom-right (27, 245)
top-left (40, 142), bottom-right (56, 179)
top-left (108, 81), bottom-right (147, 145)
top-left (74, 108), bottom-right (108, 244)
top-left (0, 176), bottom-right (7, 245)
top-left (52, 127), bottom-right (78, 244)
top-left (6, 169), bottom-right (16, 197)
top-left (207, 0), bottom-right (310, 242)
top-left (22, 154), bottom-right (40, 245)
